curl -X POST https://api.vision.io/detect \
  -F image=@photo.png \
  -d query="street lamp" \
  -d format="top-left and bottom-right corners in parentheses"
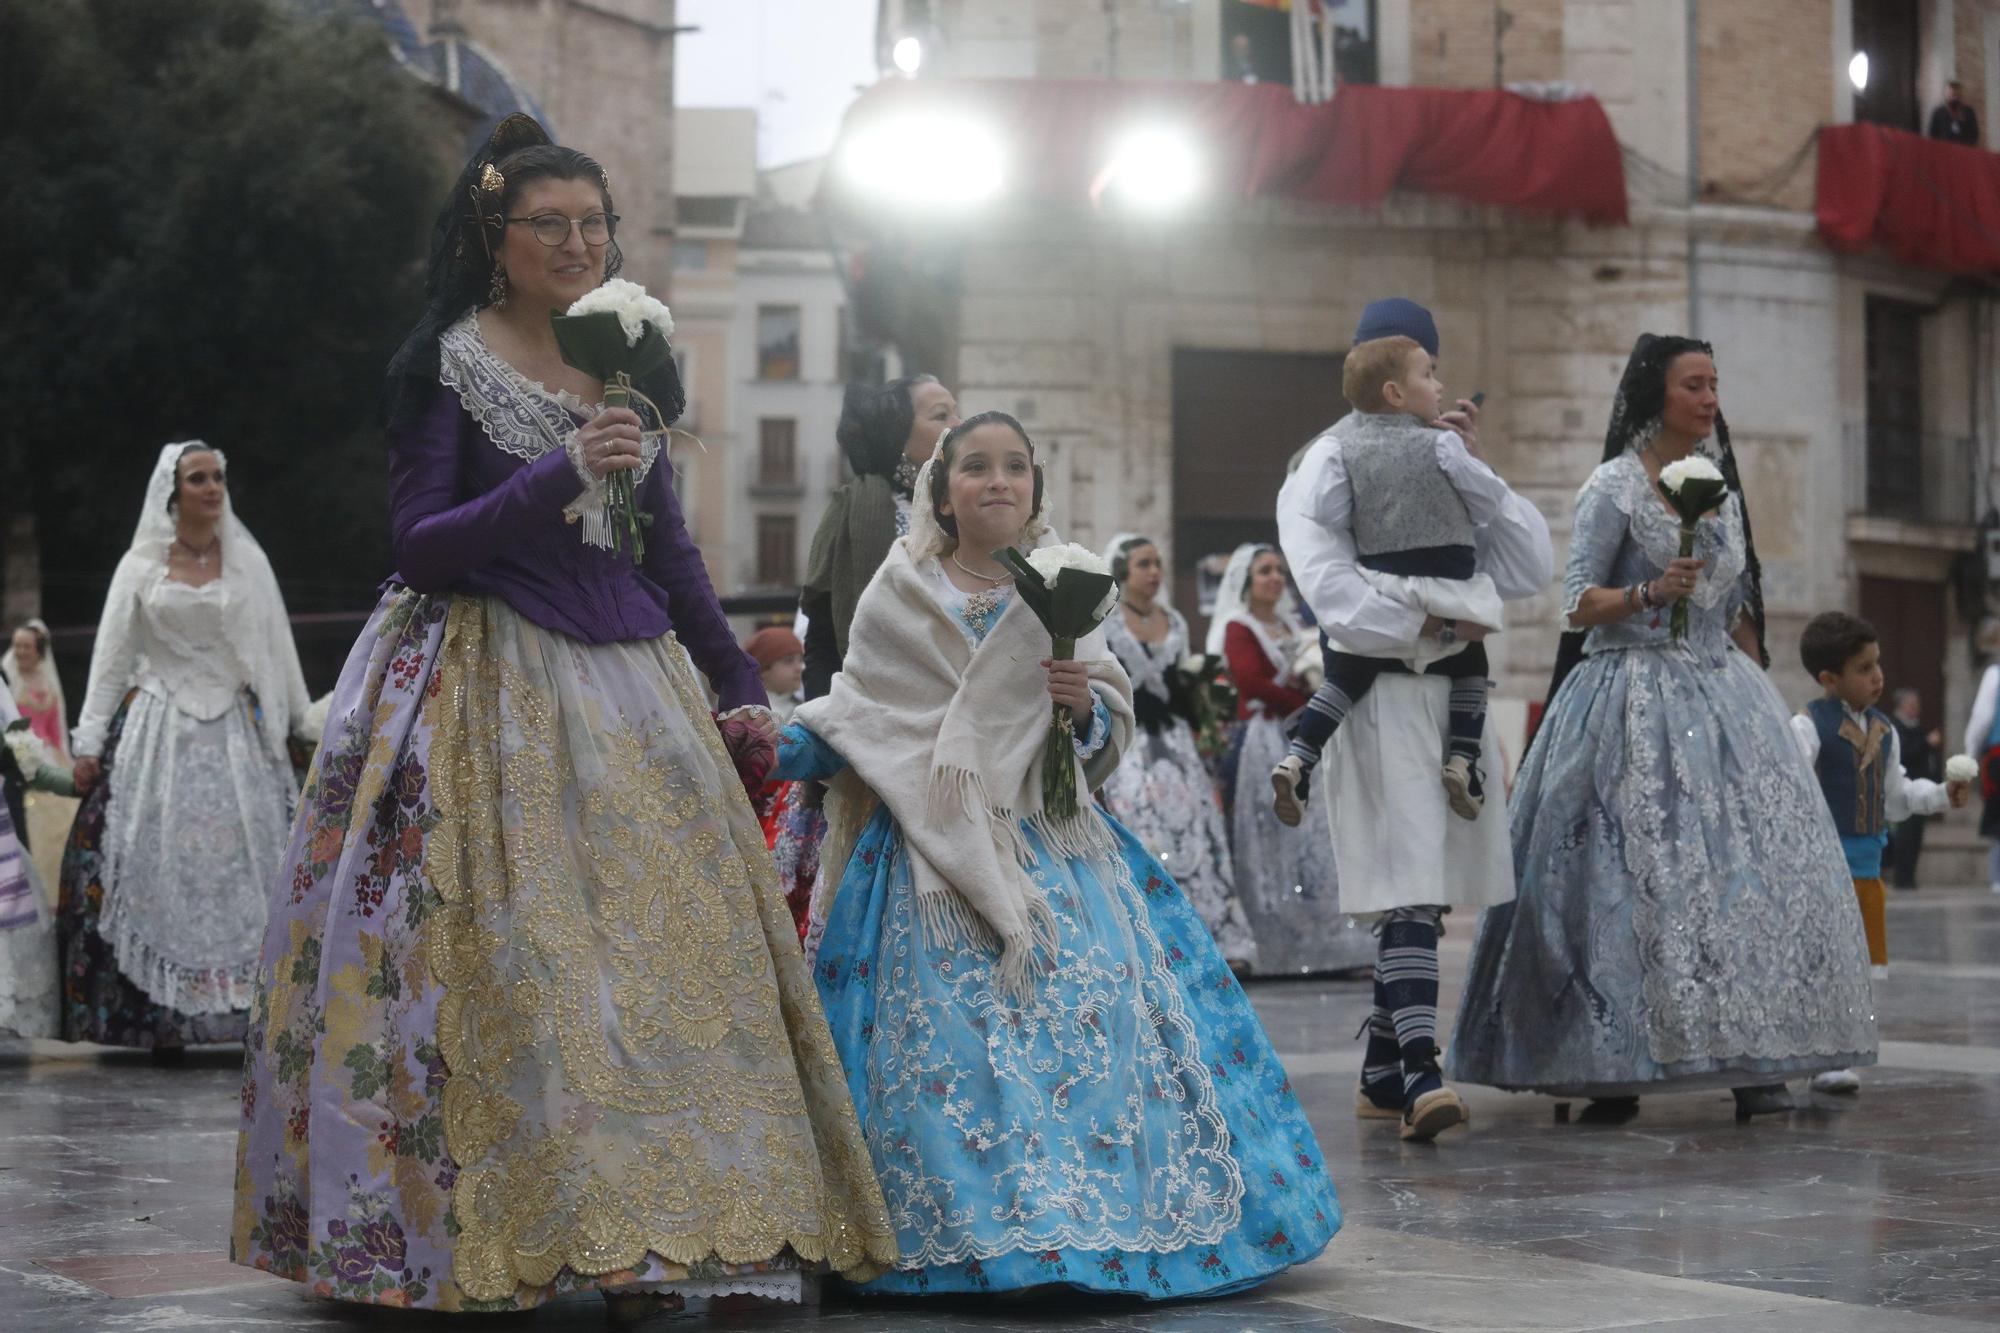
top-left (1097, 126), bottom-right (1202, 213)
top-left (1848, 51), bottom-right (1870, 92)
top-left (839, 112), bottom-right (1004, 209)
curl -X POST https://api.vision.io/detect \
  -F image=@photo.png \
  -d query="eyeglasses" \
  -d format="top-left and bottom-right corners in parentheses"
top-left (505, 212), bottom-right (619, 247)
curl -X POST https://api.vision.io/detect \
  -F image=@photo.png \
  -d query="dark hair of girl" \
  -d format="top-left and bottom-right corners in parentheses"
top-left (836, 374), bottom-right (939, 479)
top-left (1109, 535), bottom-right (1155, 584)
top-left (926, 410), bottom-right (1045, 541)
top-left (166, 442), bottom-right (220, 514)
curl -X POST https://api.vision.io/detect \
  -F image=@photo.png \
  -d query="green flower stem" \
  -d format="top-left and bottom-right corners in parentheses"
top-left (1671, 523), bottom-right (1696, 640)
top-left (603, 375), bottom-right (646, 565)
top-left (1044, 634), bottom-right (1080, 820)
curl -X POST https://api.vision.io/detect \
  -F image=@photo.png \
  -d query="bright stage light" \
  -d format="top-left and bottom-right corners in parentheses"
top-left (1099, 127), bottom-right (1202, 212)
top-left (892, 36), bottom-right (924, 75)
top-left (839, 113), bottom-right (1004, 209)
top-left (1848, 51), bottom-right (1870, 92)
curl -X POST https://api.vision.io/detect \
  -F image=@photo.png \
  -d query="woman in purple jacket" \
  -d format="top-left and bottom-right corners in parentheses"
top-left (231, 116), bottom-right (894, 1316)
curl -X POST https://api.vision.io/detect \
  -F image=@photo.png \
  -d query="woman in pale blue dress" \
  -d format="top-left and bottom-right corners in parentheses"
top-left (1449, 335), bottom-right (1874, 1120)
top-left (778, 413), bottom-right (1338, 1297)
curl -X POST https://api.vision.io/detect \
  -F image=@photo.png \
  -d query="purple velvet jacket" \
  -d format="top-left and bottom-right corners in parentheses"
top-left (387, 380), bottom-right (765, 713)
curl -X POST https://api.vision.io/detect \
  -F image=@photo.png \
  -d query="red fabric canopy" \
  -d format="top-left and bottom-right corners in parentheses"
top-left (826, 78), bottom-right (1629, 224)
top-left (1816, 122), bottom-right (2000, 274)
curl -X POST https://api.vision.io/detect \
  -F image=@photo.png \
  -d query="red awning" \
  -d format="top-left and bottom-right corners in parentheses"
top-left (1816, 122), bottom-right (2000, 274)
top-left (825, 78), bottom-right (1629, 224)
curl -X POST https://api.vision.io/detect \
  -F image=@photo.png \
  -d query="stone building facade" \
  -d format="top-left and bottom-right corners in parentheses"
top-left (863, 1), bottom-right (2000, 717)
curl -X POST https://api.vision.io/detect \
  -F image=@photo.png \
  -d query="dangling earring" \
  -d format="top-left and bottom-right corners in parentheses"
top-left (488, 262), bottom-right (510, 309)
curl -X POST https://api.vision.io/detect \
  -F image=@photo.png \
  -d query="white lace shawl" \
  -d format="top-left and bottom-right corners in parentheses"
top-left (436, 311), bottom-right (662, 551)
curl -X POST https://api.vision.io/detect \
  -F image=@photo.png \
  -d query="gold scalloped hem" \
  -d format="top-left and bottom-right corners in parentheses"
top-left (453, 1225), bottom-right (899, 1303)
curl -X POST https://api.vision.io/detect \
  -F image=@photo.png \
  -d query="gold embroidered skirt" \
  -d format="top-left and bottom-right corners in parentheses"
top-left (232, 589), bottom-right (895, 1311)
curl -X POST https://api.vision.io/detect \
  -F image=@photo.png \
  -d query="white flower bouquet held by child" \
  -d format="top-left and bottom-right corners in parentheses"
top-left (3, 719), bottom-right (58, 785)
top-left (551, 279), bottom-right (676, 562)
top-left (1656, 455), bottom-right (1728, 641)
top-left (998, 542), bottom-right (1119, 819)
top-left (1946, 753), bottom-right (1979, 785)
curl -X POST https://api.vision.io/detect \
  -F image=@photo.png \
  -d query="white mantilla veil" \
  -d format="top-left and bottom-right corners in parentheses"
top-left (1203, 541), bottom-right (1300, 666)
top-left (0, 617), bottom-right (67, 758)
top-left (106, 442), bottom-right (307, 762)
top-left (904, 420), bottom-right (1052, 566)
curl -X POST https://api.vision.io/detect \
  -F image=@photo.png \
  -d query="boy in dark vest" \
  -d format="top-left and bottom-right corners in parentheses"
top-left (1792, 612), bottom-right (1968, 1093)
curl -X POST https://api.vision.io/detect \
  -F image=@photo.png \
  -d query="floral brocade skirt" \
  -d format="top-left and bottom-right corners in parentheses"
top-left (231, 588), bottom-right (895, 1311)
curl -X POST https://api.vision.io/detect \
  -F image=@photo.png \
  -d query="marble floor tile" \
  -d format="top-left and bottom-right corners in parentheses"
top-left (2, 892), bottom-right (1997, 1330)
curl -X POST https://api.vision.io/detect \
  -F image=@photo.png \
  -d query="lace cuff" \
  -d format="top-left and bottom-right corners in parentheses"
top-left (718, 703), bottom-right (776, 729)
top-left (1071, 696), bottom-right (1111, 760)
top-left (560, 430), bottom-right (608, 524)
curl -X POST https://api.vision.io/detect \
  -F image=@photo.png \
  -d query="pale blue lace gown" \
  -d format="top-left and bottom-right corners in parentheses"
top-left (1449, 452), bottom-right (1874, 1097)
top-left (776, 568), bottom-right (1339, 1297)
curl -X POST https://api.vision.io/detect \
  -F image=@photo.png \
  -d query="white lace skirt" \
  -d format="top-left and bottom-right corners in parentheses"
top-left (97, 685), bottom-right (296, 1016)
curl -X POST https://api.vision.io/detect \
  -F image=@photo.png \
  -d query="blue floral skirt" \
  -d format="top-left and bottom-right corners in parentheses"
top-left (813, 806), bottom-right (1340, 1298)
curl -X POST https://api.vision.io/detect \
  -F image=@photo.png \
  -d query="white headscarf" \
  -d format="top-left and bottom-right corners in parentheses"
top-left (76, 443), bottom-right (307, 763)
top-left (1100, 532), bottom-right (1165, 600)
top-left (1203, 542), bottom-right (1301, 664)
top-left (904, 421), bottom-right (1052, 566)
top-left (1, 618), bottom-right (67, 758)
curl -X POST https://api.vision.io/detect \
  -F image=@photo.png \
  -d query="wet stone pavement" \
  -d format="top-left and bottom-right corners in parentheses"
top-left (4, 892), bottom-right (1998, 1332)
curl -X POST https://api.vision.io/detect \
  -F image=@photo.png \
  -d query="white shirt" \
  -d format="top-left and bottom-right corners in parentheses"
top-left (1789, 705), bottom-right (1950, 824)
top-left (1965, 663), bottom-right (2000, 757)
top-left (1277, 424), bottom-right (1555, 655)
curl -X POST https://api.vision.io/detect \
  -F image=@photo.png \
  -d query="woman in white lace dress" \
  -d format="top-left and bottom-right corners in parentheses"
top-left (0, 680), bottom-right (59, 1040)
top-left (1449, 336), bottom-right (1874, 1120)
top-left (59, 442), bottom-right (311, 1052)
top-left (1098, 534), bottom-right (1258, 973)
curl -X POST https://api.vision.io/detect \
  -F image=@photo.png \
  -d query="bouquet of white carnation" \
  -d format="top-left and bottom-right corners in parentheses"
top-left (1945, 753), bottom-right (1979, 785)
top-left (551, 279), bottom-right (677, 562)
top-left (998, 542), bottom-right (1120, 820)
top-left (3, 719), bottom-right (58, 785)
top-left (1656, 454), bottom-right (1729, 641)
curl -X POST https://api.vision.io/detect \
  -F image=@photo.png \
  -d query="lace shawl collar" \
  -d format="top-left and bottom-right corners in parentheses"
top-left (436, 313), bottom-right (662, 541)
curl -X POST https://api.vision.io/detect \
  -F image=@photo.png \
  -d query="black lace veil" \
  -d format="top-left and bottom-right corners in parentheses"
top-left (382, 113), bottom-right (681, 431)
top-left (1538, 334), bottom-right (1767, 722)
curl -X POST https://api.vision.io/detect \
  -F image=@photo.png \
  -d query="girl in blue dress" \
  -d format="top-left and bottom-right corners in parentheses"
top-left (776, 412), bottom-right (1339, 1298)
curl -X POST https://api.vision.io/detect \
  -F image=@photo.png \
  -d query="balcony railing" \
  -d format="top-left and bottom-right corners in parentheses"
top-left (1847, 423), bottom-right (1980, 529)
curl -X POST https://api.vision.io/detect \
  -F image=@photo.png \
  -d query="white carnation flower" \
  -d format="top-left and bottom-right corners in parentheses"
top-left (4, 726), bottom-right (56, 782)
top-left (565, 277), bottom-right (674, 347)
top-left (1946, 754), bottom-right (1979, 784)
top-left (300, 693), bottom-right (333, 741)
top-left (1179, 653), bottom-right (1206, 675)
top-left (1025, 542), bottom-right (1111, 585)
top-left (1658, 455), bottom-right (1724, 493)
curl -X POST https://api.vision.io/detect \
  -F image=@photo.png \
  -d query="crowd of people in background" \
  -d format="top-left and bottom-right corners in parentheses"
top-left (0, 111), bottom-right (1990, 1319)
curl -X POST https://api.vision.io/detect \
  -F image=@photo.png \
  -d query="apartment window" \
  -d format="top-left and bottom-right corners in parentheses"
top-left (1852, 0), bottom-right (1921, 132)
top-left (757, 305), bottom-right (801, 380)
top-left (756, 513), bottom-right (798, 586)
top-left (672, 239), bottom-right (708, 270)
top-left (758, 417), bottom-right (798, 486)
top-left (1865, 295), bottom-right (1925, 519)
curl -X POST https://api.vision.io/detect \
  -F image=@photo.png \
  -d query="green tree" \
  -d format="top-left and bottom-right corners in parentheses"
top-left (0, 0), bottom-right (443, 633)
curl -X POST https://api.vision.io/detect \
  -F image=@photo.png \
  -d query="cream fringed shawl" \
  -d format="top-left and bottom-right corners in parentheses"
top-left (794, 537), bottom-right (1135, 999)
